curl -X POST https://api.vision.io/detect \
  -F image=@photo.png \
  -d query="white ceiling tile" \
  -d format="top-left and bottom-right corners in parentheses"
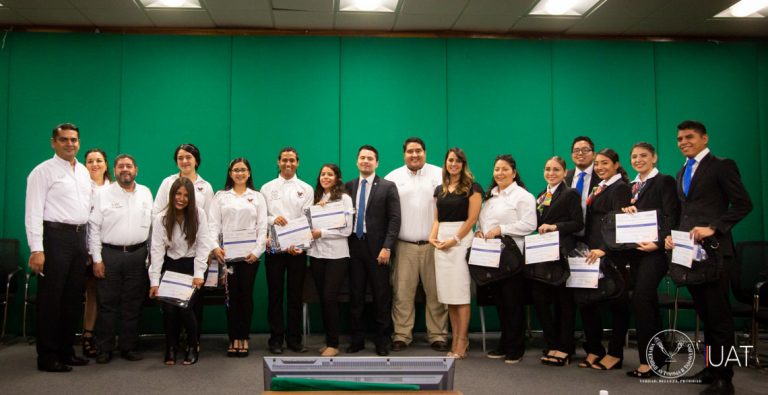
top-left (79, 8), bottom-right (154, 27)
top-left (15, 8), bottom-right (92, 25)
top-left (272, 0), bottom-right (334, 12)
top-left (273, 11), bottom-right (333, 29)
top-left (682, 19), bottom-right (768, 38)
top-left (649, 0), bottom-right (735, 19)
top-left (68, 0), bottom-right (138, 9)
top-left (0, 8), bottom-right (29, 24)
top-left (567, 16), bottom-right (640, 35)
top-left (623, 18), bottom-right (692, 36)
top-left (462, 0), bottom-right (533, 16)
top-left (207, 8), bottom-right (273, 28)
top-left (452, 13), bottom-right (517, 32)
top-left (586, 0), bottom-right (664, 19)
top-left (335, 12), bottom-right (396, 30)
top-left (394, 13), bottom-right (458, 30)
top-left (510, 16), bottom-right (579, 33)
top-left (205, 0), bottom-right (272, 11)
top-left (401, 0), bottom-right (467, 15)
top-left (145, 9), bottom-right (215, 28)
top-left (1, 0), bottom-right (73, 8)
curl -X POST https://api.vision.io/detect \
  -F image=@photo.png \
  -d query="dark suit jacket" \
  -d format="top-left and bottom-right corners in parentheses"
top-left (536, 184), bottom-right (583, 254)
top-left (585, 180), bottom-right (632, 251)
top-left (633, 173), bottom-right (680, 250)
top-left (346, 175), bottom-right (401, 253)
top-left (565, 168), bottom-right (601, 200)
top-left (675, 153), bottom-right (752, 257)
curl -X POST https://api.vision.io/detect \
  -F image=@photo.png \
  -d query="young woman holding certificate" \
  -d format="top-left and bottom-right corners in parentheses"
top-left (475, 154), bottom-right (536, 364)
top-left (429, 148), bottom-right (482, 360)
top-left (579, 148), bottom-right (632, 371)
top-left (149, 178), bottom-right (214, 366)
top-left (621, 143), bottom-right (680, 378)
top-left (307, 164), bottom-right (354, 357)
top-left (531, 156), bottom-right (583, 366)
top-left (209, 158), bottom-right (268, 358)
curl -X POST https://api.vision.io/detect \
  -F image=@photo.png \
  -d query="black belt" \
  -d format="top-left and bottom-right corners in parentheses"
top-left (103, 243), bottom-right (145, 253)
top-left (400, 240), bottom-right (429, 246)
top-left (43, 221), bottom-right (87, 232)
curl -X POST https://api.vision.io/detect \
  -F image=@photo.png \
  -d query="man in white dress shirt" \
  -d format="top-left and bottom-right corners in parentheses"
top-left (25, 123), bottom-right (92, 372)
top-left (88, 154), bottom-right (153, 364)
top-left (385, 137), bottom-right (448, 352)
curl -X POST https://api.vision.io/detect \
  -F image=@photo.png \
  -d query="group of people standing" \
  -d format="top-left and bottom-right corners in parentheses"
top-left (25, 121), bottom-right (751, 395)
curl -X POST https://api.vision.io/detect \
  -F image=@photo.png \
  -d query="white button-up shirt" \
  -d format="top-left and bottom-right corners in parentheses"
top-left (208, 188), bottom-right (268, 258)
top-left (685, 147), bottom-right (710, 178)
top-left (88, 182), bottom-right (154, 263)
top-left (385, 164), bottom-right (442, 242)
top-left (477, 182), bottom-right (537, 251)
top-left (261, 175), bottom-right (314, 225)
top-left (153, 173), bottom-right (214, 217)
top-left (149, 207), bottom-right (214, 287)
top-left (25, 154), bottom-right (92, 252)
top-left (307, 193), bottom-right (354, 259)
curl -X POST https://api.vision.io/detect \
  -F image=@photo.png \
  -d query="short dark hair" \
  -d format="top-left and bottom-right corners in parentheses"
top-left (402, 137), bottom-right (425, 152)
top-left (52, 123), bottom-right (79, 138)
top-left (278, 147), bottom-right (299, 162)
top-left (174, 143), bottom-right (201, 170)
top-left (358, 144), bottom-right (379, 161)
top-left (571, 135), bottom-right (594, 151)
top-left (677, 120), bottom-right (707, 135)
top-left (113, 153), bottom-right (136, 167)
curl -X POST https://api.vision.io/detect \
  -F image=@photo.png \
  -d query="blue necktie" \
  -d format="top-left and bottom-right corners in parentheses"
top-left (683, 158), bottom-right (696, 196)
top-left (355, 179), bottom-right (367, 238)
top-left (575, 171), bottom-right (586, 197)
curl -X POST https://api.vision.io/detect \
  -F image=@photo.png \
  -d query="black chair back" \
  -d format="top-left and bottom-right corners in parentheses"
top-left (0, 239), bottom-right (20, 275)
top-left (732, 241), bottom-right (768, 305)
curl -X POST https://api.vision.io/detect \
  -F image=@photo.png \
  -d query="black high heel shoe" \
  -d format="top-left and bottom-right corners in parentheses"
top-left (183, 344), bottom-right (199, 365)
top-left (164, 346), bottom-right (177, 366)
top-left (592, 356), bottom-right (623, 370)
top-left (82, 330), bottom-right (97, 358)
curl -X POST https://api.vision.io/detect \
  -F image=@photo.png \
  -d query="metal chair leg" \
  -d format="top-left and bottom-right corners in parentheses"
top-left (479, 306), bottom-right (486, 353)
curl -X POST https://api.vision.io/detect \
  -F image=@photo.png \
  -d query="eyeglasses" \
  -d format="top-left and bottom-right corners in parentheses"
top-left (572, 148), bottom-right (593, 154)
top-left (231, 168), bottom-right (249, 173)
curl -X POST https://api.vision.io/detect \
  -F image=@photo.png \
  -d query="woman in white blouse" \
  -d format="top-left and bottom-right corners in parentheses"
top-left (148, 177), bottom-right (214, 366)
top-left (82, 148), bottom-right (113, 359)
top-left (153, 143), bottom-right (214, 216)
top-left (209, 158), bottom-right (268, 358)
top-left (307, 164), bottom-right (353, 357)
top-left (476, 154), bottom-right (537, 364)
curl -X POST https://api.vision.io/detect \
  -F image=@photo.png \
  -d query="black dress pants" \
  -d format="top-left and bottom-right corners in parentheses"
top-left (531, 281), bottom-right (576, 354)
top-left (160, 256), bottom-right (199, 348)
top-left (37, 223), bottom-right (88, 365)
top-left (581, 259), bottom-right (630, 359)
top-left (95, 246), bottom-right (149, 353)
top-left (265, 252), bottom-right (307, 347)
top-left (488, 274), bottom-right (526, 358)
top-left (628, 250), bottom-right (667, 365)
top-left (226, 260), bottom-right (259, 342)
top-left (310, 257), bottom-right (349, 348)
top-left (348, 237), bottom-right (392, 348)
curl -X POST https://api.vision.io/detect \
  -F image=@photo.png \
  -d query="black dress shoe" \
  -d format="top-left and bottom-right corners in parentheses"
top-left (164, 346), bottom-right (177, 365)
top-left (376, 345), bottom-right (389, 356)
top-left (287, 344), bottom-right (308, 353)
top-left (121, 351), bottom-right (143, 361)
top-left (346, 344), bottom-right (364, 353)
top-left (269, 344), bottom-right (284, 354)
top-left (183, 344), bottom-right (199, 365)
top-left (62, 355), bottom-right (90, 366)
top-left (679, 368), bottom-right (714, 385)
top-left (391, 341), bottom-right (408, 352)
top-left (700, 379), bottom-right (734, 395)
top-left (38, 361), bottom-right (73, 373)
top-left (430, 341), bottom-right (450, 352)
top-left (96, 352), bottom-right (112, 364)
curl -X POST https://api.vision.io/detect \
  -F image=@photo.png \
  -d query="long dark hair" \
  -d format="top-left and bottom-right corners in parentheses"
top-left (223, 157), bottom-right (255, 191)
top-left (313, 164), bottom-right (345, 204)
top-left (164, 177), bottom-right (198, 247)
top-left (84, 148), bottom-right (113, 182)
top-left (595, 148), bottom-right (630, 184)
top-left (174, 143), bottom-right (201, 170)
top-left (485, 154), bottom-right (526, 200)
top-left (440, 147), bottom-right (474, 197)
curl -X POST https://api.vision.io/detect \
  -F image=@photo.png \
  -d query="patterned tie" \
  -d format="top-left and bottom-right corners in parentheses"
top-left (355, 179), bottom-right (367, 238)
top-left (683, 158), bottom-right (696, 197)
top-left (586, 184), bottom-right (605, 206)
top-left (575, 171), bottom-right (586, 197)
top-left (631, 181), bottom-right (645, 202)
top-left (536, 191), bottom-right (553, 214)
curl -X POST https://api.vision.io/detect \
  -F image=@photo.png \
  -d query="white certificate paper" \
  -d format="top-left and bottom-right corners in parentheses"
top-left (308, 201), bottom-right (347, 230)
top-left (204, 263), bottom-right (219, 288)
top-left (671, 230), bottom-right (695, 268)
top-left (467, 238), bottom-right (502, 268)
top-left (273, 215), bottom-right (313, 251)
top-left (157, 271), bottom-right (195, 306)
top-left (566, 257), bottom-right (599, 289)
top-left (615, 210), bottom-right (659, 243)
top-left (524, 232), bottom-right (560, 264)
top-left (222, 229), bottom-right (258, 260)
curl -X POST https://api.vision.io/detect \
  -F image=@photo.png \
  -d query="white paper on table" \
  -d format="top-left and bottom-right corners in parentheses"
top-left (615, 210), bottom-right (659, 243)
top-left (308, 201), bottom-right (347, 230)
top-left (157, 271), bottom-right (195, 304)
top-left (204, 263), bottom-right (219, 288)
top-left (222, 229), bottom-right (258, 260)
top-left (671, 230), bottom-right (695, 268)
top-left (566, 257), bottom-right (600, 289)
top-left (273, 215), bottom-right (313, 251)
top-left (524, 231), bottom-right (560, 264)
top-left (467, 238), bottom-right (502, 268)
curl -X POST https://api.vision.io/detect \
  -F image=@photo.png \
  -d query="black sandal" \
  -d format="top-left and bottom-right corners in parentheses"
top-left (626, 368), bottom-right (655, 378)
top-left (82, 330), bottom-right (97, 358)
top-left (227, 342), bottom-right (237, 358)
top-left (546, 355), bottom-right (570, 367)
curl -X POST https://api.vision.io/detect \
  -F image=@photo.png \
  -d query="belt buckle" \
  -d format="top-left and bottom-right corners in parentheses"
top-left (75, 224), bottom-right (85, 232)
top-left (122, 245), bottom-right (129, 252)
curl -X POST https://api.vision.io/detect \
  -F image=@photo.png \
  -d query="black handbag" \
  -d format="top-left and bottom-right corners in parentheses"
top-left (468, 235), bottom-right (524, 286)
top-left (600, 210), bottom-right (640, 251)
top-left (572, 257), bottom-right (626, 305)
top-left (523, 248), bottom-right (570, 286)
top-left (668, 237), bottom-right (723, 286)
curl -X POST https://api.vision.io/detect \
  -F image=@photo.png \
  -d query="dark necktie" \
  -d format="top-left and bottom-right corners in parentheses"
top-left (683, 158), bottom-right (696, 196)
top-left (575, 171), bottom-right (586, 197)
top-left (355, 179), bottom-right (367, 238)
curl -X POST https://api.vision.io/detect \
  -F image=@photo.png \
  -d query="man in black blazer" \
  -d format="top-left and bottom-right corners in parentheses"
top-left (667, 120), bottom-right (752, 395)
top-left (346, 145), bottom-right (401, 356)
top-left (564, 136), bottom-right (600, 234)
